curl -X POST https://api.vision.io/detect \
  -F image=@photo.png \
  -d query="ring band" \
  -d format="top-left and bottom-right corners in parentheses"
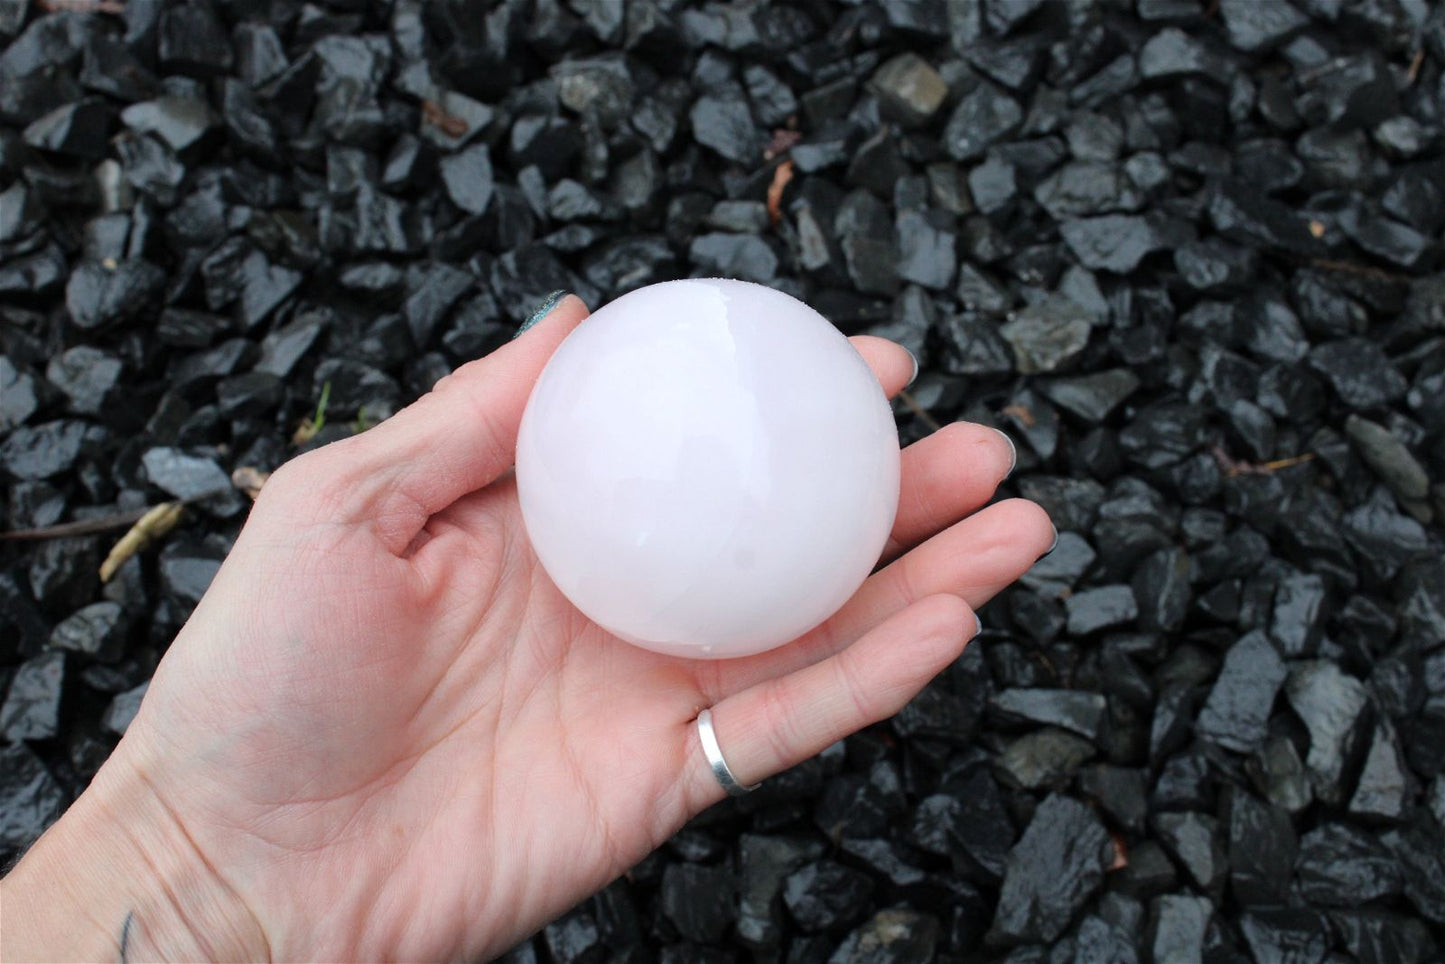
top-left (697, 709), bottom-right (759, 796)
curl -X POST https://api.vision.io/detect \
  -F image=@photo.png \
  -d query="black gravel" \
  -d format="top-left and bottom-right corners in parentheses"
top-left (4, 1), bottom-right (1445, 960)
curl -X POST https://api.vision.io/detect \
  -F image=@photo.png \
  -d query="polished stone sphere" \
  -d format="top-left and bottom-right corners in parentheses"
top-left (516, 279), bottom-right (900, 659)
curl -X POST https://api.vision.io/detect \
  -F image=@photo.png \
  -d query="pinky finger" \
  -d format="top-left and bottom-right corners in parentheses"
top-left (682, 595), bottom-right (978, 811)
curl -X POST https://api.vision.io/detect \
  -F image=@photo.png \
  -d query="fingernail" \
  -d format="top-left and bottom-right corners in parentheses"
top-left (514, 290), bottom-right (567, 339)
top-left (972, 612), bottom-right (984, 639)
top-left (1043, 524), bottom-right (1058, 557)
top-left (994, 427), bottom-right (1017, 477)
top-left (904, 348), bottom-right (919, 390)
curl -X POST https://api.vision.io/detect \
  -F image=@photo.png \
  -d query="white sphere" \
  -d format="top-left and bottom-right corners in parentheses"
top-left (515, 279), bottom-right (900, 659)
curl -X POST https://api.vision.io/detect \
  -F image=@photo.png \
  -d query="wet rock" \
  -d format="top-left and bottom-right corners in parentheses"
top-left (0, 743), bottom-right (66, 851)
top-left (44, 346), bottom-right (120, 416)
top-left (869, 54), bottom-right (947, 127)
top-left (1153, 812), bottom-right (1226, 897)
top-left (999, 296), bottom-right (1091, 375)
top-left (256, 315), bottom-right (324, 378)
top-left (1197, 631), bottom-right (1287, 754)
top-left (1307, 338), bottom-right (1407, 410)
top-left (828, 908), bottom-right (939, 964)
top-left (1034, 162), bottom-right (1143, 220)
top-left (120, 95), bottom-right (217, 153)
top-left (661, 862), bottom-right (735, 943)
top-left (101, 681), bottom-right (149, 737)
top-left (1065, 585), bottom-right (1138, 636)
top-left (1349, 718), bottom-right (1412, 822)
top-left (894, 210), bottom-right (955, 291)
top-left (734, 838), bottom-right (826, 948)
top-left (990, 689), bottom-right (1106, 741)
top-left (1077, 765), bottom-right (1148, 832)
top-left (1247, 733), bottom-right (1314, 814)
top-left (66, 259), bottom-right (167, 330)
top-left (1345, 415), bottom-right (1430, 504)
top-left (783, 860), bottom-right (873, 933)
top-left (1330, 909), bottom-right (1437, 964)
top-left (1227, 788), bottom-right (1297, 905)
top-left (1, 420), bottom-right (89, 481)
top-left (838, 838), bottom-right (926, 888)
top-left (689, 233), bottom-right (778, 284)
top-left (1, 651), bottom-right (66, 741)
top-left (989, 794), bottom-right (1111, 945)
top-left (1037, 370), bottom-right (1140, 423)
top-left (0, 357), bottom-right (40, 432)
top-left (1238, 908), bottom-right (1328, 964)
top-left (22, 98), bottom-right (112, 159)
top-left (49, 601), bottom-right (127, 662)
top-left (1147, 895), bottom-right (1212, 963)
top-left (690, 93), bottom-right (762, 165)
top-left (440, 143), bottom-right (495, 216)
top-left (1139, 28), bottom-right (1229, 80)
top-left (1060, 214), bottom-right (1186, 274)
top-left (142, 447), bottom-right (231, 502)
top-left (996, 728), bottom-right (1096, 790)
top-left (943, 81), bottom-right (1023, 161)
top-left (1132, 547), bottom-right (1191, 634)
top-left (1387, 816), bottom-right (1445, 925)
top-left (1286, 661), bottom-right (1368, 806)
top-left (1219, 0), bottom-right (1307, 52)
top-left (1296, 823), bottom-right (1401, 905)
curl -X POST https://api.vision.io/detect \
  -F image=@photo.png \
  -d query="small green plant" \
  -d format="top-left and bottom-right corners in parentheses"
top-left (292, 380), bottom-right (331, 446)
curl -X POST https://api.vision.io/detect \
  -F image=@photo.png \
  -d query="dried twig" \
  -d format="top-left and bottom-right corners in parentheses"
top-left (766, 160), bottom-right (795, 226)
top-left (897, 390), bottom-right (943, 432)
top-left (232, 466), bottom-right (271, 500)
top-left (0, 508), bottom-right (153, 541)
top-left (100, 502), bottom-right (185, 582)
top-left (421, 99), bottom-right (468, 139)
top-left (1309, 258), bottom-right (1412, 284)
top-left (1000, 403), bottom-right (1037, 428)
top-left (1408, 48), bottom-right (1425, 85)
top-left (1212, 445), bottom-right (1316, 478)
top-left (38, 0), bottom-right (125, 12)
top-left (762, 128), bottom-right (802, 162)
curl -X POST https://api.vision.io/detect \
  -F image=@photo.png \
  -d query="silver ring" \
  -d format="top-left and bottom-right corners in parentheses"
top-left (697, 709), bottom-right (759, 796)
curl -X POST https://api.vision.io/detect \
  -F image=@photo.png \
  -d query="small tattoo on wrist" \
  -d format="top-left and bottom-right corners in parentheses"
top-left (119, 911), bottom-right (135, 964)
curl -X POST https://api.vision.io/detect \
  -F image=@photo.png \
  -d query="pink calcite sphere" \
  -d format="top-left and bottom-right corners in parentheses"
top-left (516, 279), bottom-right (900, 659)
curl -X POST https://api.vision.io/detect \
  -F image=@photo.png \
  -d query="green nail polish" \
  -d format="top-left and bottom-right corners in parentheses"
top-left (514, 290), bottom-right (567, 339)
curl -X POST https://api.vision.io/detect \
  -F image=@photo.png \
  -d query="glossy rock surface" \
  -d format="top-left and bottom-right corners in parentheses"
top-left (516, 279), bottom-right (900, 659)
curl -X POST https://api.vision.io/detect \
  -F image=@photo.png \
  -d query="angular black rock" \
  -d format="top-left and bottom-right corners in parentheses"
top-left (1296, 823), bottom-right (1401, 906)
top-left (1153, 811), bottom-right (1226, 897)
top-left (1330, 909), bottom-right (1437, 964)
top-left (66, 259), bottom-right (167, 330)
top-left (1197, 631), bottom-right (1287, 753)
top-left (988, 794), bottom-right (1112, 945)
top-left (829, 908), bottom-right (939, 964)
top-left (1, 651), bottom-right (65, 742)
top-left (989, 689), bottom-right (1106, 741)
top-left (782, 860), bottom-right (873, 933)
top-left (1147, 894), bottom-right (1212, 963)
top-left (660, 863), bottom-right (735, 943)
top-left (0, 420), bottom-right (89, 481)
top-left (1238, 908), bottom-right (1328, 964)
top-left (943, 81), bottom-right (1022, 162)
top-left (736, 834), bottom-right (826, 948)
top-left (0, 743), bottom-right (66, 851)
top-left (1065, 585), bottom-right (1138, 636)
top-left (1226, 787), bottom-right (1298, 906)
top-left (101, 681), bottom-right (149, 737)
top-left (50, 601), bottom-right (127, 662)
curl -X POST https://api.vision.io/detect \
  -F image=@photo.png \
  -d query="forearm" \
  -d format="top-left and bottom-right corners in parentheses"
top-left (1, 747), bottom-right (270, 963)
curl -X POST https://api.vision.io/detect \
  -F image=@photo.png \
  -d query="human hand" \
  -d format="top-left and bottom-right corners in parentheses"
top-left (1, 295), bottom-right (1053, 962)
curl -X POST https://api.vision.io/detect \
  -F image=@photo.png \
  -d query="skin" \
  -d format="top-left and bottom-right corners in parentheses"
top-left (1, 296), bottom-right (1053, 962)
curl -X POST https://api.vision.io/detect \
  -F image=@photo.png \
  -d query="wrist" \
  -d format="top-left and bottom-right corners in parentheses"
top-left (1, 744), bottom-right (271, 963)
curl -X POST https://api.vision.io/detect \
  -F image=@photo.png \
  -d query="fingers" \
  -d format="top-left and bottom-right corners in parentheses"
top-left (707, 498), bottom-right (1053, 698)
top-left (847, 335), bottom-right (915, 399)
top-left (297, 295), bottom-right (589, 553)
top-left (685, 594), bottom-right (975, 808)
top-left (882, 423), bottom-right (1016, 562)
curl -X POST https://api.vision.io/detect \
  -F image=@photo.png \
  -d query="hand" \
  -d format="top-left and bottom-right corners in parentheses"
top-left (1, 296), bottom-right (1053, 962)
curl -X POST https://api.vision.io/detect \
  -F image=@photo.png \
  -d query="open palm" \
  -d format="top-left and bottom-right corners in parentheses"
top-left (113, 296), bottom-right (1053, 961)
